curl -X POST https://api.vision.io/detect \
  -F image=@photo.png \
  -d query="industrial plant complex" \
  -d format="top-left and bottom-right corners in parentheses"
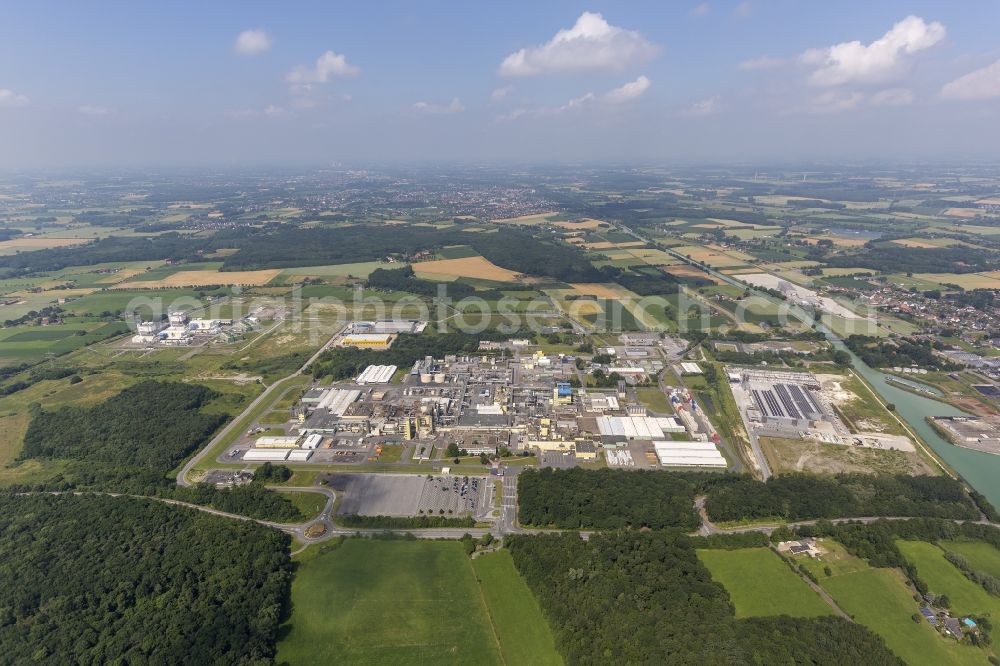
top-left (226, 323), bottom-right (732, 473)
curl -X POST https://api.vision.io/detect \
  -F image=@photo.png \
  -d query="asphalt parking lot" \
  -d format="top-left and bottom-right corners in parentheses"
top-left (325, 473), bottom-right (483, 517)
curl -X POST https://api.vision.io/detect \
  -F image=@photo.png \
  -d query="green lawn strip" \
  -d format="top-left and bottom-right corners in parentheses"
top-left (696, 548), bottom-right (832, 618)
top-left (472, 550), bottom-right (563, 666)
top-left (277, 491), bottom-right (327, 521)
top-left (636, 386), bottom-right (672, 414)
top-left (277, 540), bottom-right (503, 665)
top-left (897, 540), bottom-right (1000, 617)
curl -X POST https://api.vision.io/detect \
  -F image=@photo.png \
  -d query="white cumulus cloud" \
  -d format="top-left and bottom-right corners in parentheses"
top-left (234, 29), bottom-right (272, 56)
top-left (287, 50), bottom-right (359, 86)
top-left (0, 89), bottom-right (29, 107)
top-left (603, 75), bottom-right (651, 104)
top-left (499, 12), bottom-right (658, 76)
top-left (413, 98), bottom-right (465, 114)
top-left (682, 96), bottom-right (721, 116)
top-left (802, 15), bottom-right (945, 87)
top-left (491, 86), bottom-right (513, 102)
top-left (807, 90), bottom-right (866, 113)
top-left (942, 58), bottom-right (1000, 100)
top-left (78, 105), bottom-right (114, 116)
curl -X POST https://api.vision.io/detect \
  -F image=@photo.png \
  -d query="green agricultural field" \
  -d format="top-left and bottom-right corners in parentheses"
top-left (472, 550), bottom-right (563, 666)
top-left (277, 539), bottom-right (504, 665)
top-left (3, 327), bottom-right (82, 342)
top-left (0, 321), bottom-right (129, 365)
top-left (122, 261), bottom-right (223, 283)
top-left (697, 548), bottom-right (832, 619)
top-left (940, 540), bottom-right (1000, 580)
top-left (62, 288), bottom-right (223, 316)
top-left (799, 541), bottom-right (986, 666)
top-left (897, 540), bottom-right (1000, 617)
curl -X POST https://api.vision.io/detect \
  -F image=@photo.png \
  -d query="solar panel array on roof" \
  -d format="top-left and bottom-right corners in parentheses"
top-left (786, 383), bottom-right (822, 417)
top-left (773, 384), bottom-right (802, 419)
top-left (751, 382), bottom-right (823, 422)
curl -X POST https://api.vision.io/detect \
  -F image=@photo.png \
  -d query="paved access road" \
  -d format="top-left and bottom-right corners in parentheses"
top-left (177, 325), bottom-right (346, 487)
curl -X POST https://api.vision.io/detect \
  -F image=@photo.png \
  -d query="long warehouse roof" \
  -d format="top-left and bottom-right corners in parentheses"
top-left (657, 455), bottom-right (727, 467)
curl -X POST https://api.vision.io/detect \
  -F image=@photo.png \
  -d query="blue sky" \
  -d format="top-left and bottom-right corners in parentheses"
top-left (2, 1), bottom-right (999, 167)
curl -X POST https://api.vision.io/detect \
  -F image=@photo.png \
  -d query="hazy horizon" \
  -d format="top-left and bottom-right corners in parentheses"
top-left (3, 1), bottom-right (1000, 168)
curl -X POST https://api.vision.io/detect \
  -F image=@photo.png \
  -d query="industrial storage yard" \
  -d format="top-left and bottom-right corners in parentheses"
top-left (931, 416), bottom-right (1000, 456)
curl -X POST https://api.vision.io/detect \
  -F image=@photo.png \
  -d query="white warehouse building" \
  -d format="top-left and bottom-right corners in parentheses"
top-left (355, 365), bottom-right (397, 385)
top-left (653, 441), bottom-right (726, 467)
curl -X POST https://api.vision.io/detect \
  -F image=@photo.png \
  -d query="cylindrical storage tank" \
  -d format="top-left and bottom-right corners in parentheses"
top-left (421, 373), bottom-right (432, 383)
top-left (434, 373), bottom-right (445, 383)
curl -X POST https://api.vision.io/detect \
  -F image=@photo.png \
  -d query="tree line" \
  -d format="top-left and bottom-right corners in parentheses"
top-left (704, 473), bottom-right (983, 523)
top-left (517, 468), bottom-right (706, 530)
top-left (844, 335), bottom-right (963, 371)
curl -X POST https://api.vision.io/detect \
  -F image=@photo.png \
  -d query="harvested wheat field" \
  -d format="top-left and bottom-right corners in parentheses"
top-left (569, 283), bottom-right (632, 299)
top-left (671, 245), bottom-right (747, 267)
top-left (127, 269), bottom-right (282, 288)
top-left (662, 265), bottom-right (723, 284)
top-left (413, 256), bottom-right (521, 281)
top-left (912, 272), bottom-right (1000, 290)
top-left (562, 299), bottom-right (604, 316)
top-left (553, 218), bottom-right (607, 230)
top-left (584, 240), bottom-right (646, 250)
top-left (0, 237), bottom-right (90, 255)
top-left (625, 248), bottom-right (681, 265)
top-left (943, 207), bottom-right (981, 218)
top-left (891, 238), bottom-right (959, 249)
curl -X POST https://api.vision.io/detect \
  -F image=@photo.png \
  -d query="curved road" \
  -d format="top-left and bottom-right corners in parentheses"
top-left (177, 324), bottom-right (345, 487)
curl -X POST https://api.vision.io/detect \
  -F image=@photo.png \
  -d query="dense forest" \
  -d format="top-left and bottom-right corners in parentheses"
top-left (844, 335), bottom-right (963, 370)
top-left (23, 381), bottom-right (225, 469)
top-left (18, 381), bottom-right (304, 521)
top-left (220, 224), bottom-right (455, 270)
top-left (0, 493), bottom-right (290, 664)
top-left (507, 531), bottom-right (902, 665)
top-left (466, 230), bottom-right (602, 283)
top-left (517, 468), bottom-right (703, 530)
top-left (704, 473), bottom-right (981, 523)
top-left (826, 243), bottom-right (998, 274)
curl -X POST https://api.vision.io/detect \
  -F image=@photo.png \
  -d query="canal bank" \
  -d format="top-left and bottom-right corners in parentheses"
top-left (834, 340), bottom-right (1000, 509)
